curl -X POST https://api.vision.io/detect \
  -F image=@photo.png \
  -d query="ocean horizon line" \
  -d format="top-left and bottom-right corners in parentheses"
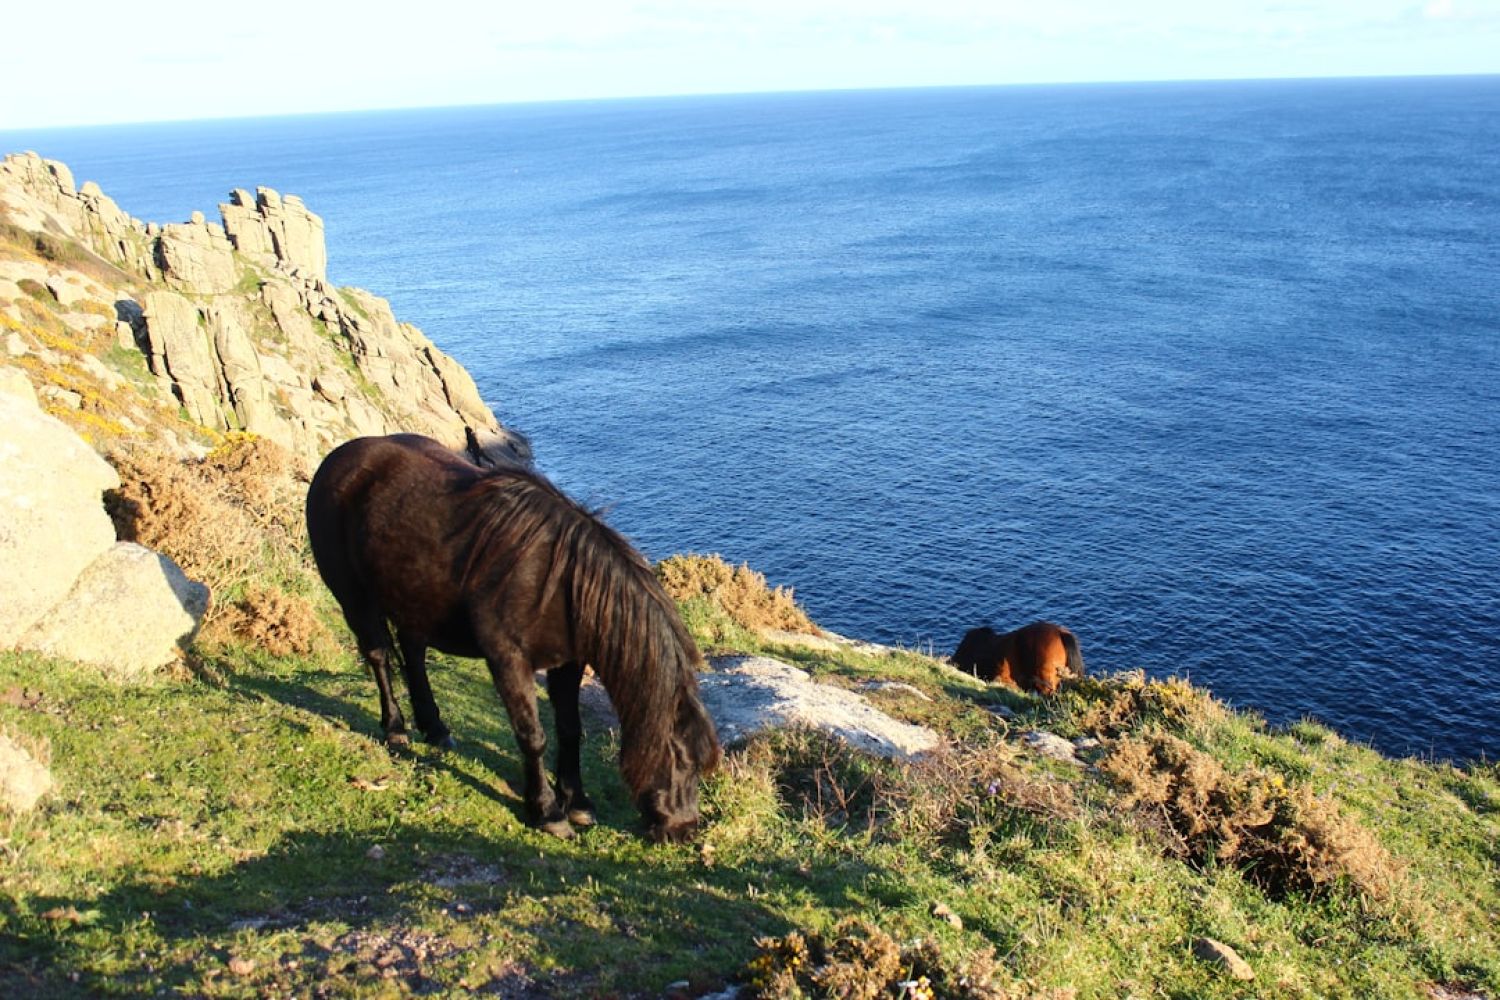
top-left (4, 70), bottom-right (1497, 136)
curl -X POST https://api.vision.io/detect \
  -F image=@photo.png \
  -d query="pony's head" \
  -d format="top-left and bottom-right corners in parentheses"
top-left (541, 490), bottom-right (723, 843)
top-left (1017, 659), bottom-right (1062, 696)
top-left (634, 685), bottom-right (721, 843)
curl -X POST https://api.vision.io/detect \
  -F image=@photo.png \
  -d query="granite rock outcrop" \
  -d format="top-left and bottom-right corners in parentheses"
top-left (0, 368), bottom-right (207, 675)
top-left (220, 187), bottom-right (327, 280)
top-left (699, 655), bottom-right (941, 759)
top-left (0, 371), bottom-right (122, 648)
top-left (0, 151), bottom-right (527, 468)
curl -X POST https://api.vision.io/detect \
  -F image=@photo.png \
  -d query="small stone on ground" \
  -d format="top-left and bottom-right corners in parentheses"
top-left (1191, 937), bottom-right (1254, 981)
top-left (0, 732), bottom-right (53, 813)
top-left (1021, 730), bottom-right (1082, 766)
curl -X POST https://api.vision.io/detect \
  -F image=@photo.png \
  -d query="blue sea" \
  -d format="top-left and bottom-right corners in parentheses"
top-left (6, 78), bottom-right (1498, 761)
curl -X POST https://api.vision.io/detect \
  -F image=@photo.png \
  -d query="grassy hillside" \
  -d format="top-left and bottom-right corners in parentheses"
top-left (1, 573), bottom-right (1496, 998)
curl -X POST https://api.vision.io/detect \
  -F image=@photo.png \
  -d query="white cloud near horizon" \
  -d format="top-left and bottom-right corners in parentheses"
top-left (1, 0), bottom-right (1497, 130)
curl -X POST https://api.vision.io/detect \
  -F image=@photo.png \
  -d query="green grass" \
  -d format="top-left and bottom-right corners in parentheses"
top-left (1, 624), bottom-right (1496, 998)
top-left (336, 288), bottom-right (375, 326)
top-left (0, 220), bottom-right (143, 292)
top-left (17, 278), bottom-right (55, 303)
top-left (0, 222), bottom-right (93, 269)
top-left (101, 340), bottom-right (156, 394)
top-left (233, 265), bottom-right (265, 297)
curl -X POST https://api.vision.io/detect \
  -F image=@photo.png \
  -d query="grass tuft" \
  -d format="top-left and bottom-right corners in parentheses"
top-left (745, 918), bottom-right (1004, 999)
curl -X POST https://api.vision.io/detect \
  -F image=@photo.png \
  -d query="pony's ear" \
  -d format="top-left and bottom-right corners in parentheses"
top-left (676, 691), bottom-right (722, 774)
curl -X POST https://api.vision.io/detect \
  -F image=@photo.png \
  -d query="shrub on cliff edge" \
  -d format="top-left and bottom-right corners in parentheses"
top-left (104, 434), bottom-right (329, 651)
top-left (657, 552), bottom-right (817, 636)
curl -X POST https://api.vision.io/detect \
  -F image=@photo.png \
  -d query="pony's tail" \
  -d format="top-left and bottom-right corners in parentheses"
top-left (1061, 628), bottom-right (1085, 678)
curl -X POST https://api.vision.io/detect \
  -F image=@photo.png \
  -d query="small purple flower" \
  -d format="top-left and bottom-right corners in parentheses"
top-left (985, 780), bottom-right (1001, 797)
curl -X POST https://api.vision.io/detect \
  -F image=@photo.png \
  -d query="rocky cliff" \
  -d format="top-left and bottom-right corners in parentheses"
top-left (0, 151), bottom-right (527, 469)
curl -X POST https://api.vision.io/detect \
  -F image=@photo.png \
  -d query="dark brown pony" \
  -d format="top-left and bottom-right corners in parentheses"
top-left (951, 621), bottom-right (1084, 695)
top-left (305, 434), bottom-right (721, 842)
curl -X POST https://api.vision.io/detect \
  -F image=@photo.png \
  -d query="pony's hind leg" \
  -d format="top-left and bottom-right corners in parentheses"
top-left (363, 641), bottom-right (410, 747)
top-left (396, 630), bottom-right (455, 749)
top-left (485, 650), bottom-right (572, 838)
top-left (546, 661), bottom-right (596, 827)
top-left (318, 554), bottom-right (409, 746)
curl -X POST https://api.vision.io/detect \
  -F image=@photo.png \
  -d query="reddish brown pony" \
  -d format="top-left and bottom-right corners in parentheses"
top-left (305, 434), bottom-right (720, 842)
top-left (951, 621), bottom-right (1084, 695)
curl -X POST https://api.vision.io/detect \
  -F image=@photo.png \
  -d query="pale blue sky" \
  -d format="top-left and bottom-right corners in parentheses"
top-left (2, 0), bottom-right (1497, 130)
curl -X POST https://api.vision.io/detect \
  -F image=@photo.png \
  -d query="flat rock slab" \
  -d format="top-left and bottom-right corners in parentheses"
top-left (699, 655), bottom-right (940, 759)
top-left (578, 657), bottom-right (941, 760)
top-left (577, 674), bottom-right (619, 729)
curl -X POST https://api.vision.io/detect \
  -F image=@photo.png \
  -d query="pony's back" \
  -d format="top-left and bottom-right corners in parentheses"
top-left (306, 434), bottom-right (482, 615)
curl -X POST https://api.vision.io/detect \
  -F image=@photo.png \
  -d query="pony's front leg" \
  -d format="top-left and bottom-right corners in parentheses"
top-left (547, 661), bottom-right (596, 827)
top-left (486, 652), bottom-right (572, 838)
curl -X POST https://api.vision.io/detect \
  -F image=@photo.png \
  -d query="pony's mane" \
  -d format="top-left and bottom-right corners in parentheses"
top-left (457, 466), bottom-right (708, 792)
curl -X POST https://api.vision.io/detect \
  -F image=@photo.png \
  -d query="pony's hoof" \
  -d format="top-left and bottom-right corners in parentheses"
top-left (647, 818), bottom-right (700, 844)
top-left (429, 733), bottom-right (457, 751)
top-left (567, 808), bottom-right (597, 828)
top-left (536, 817), bottom-right (575, 839)
top-left (385, 731), bottom-right (411, 748)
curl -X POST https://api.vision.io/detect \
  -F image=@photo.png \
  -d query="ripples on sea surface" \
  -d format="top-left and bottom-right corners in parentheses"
top-left (10, 78), bottom-right (1498, 760)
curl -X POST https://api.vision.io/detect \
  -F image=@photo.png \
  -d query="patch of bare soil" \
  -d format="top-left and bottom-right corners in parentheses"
top-left (1425, 983), bottom-right (1493, 1000)
top-left (327, 926), bottom-right (459, 990)
top-left (421, 852), bottom-right (508, 889)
